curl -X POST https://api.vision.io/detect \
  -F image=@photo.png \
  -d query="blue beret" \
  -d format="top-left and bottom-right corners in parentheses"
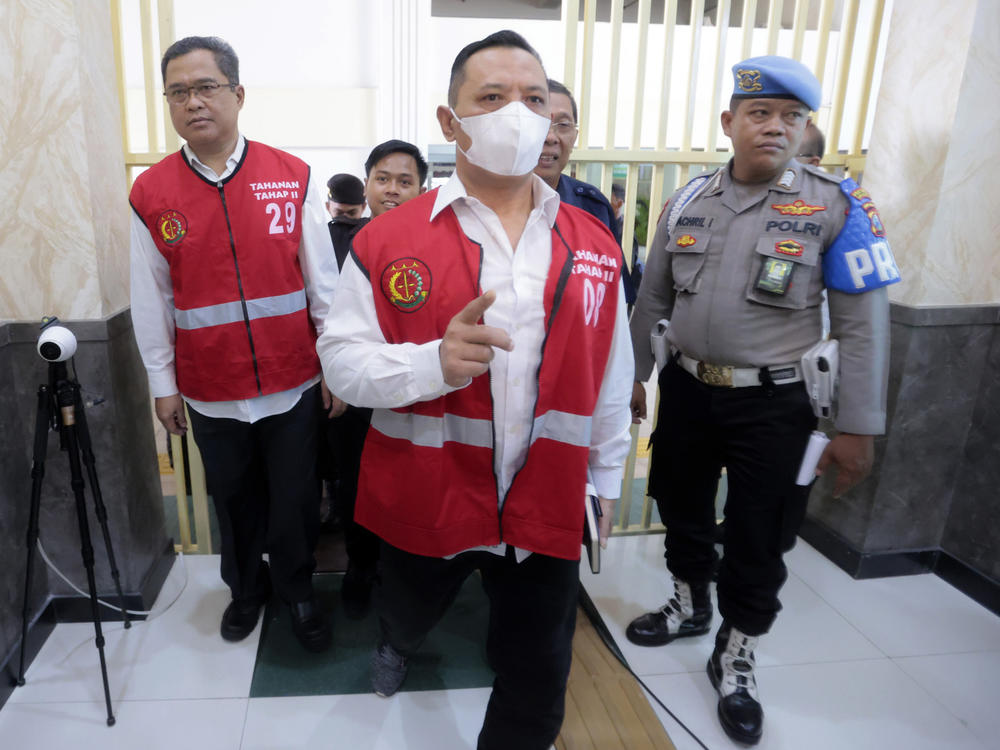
top-left (731, 56), bottom-right (821, 112)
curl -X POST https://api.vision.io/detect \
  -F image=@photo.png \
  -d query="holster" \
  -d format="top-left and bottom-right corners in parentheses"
top-left (800, 338), bottom-right (839, 418)
top-left (650, 318), bottom-right (671, 371)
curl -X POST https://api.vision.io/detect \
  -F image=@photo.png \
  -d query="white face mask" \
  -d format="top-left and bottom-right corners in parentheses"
top-left (450, 101), bottom-right (551, 176)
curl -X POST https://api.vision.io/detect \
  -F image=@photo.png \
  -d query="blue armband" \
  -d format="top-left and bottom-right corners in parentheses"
top-left (823, 178), bottom-right (901, 294)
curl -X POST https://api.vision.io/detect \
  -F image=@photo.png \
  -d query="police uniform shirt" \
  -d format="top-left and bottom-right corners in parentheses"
top-left (556, 174), bottom-right (620, 241)
top-left (630, 158), bottom-right (890, 435)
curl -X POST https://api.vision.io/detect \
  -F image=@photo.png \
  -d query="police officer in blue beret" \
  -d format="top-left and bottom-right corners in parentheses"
top-left (628, 56), bottom-right (900, 744)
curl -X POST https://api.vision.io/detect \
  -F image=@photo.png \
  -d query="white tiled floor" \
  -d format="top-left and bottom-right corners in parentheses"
top-left (581, 536), bottom-right (1000, 750)
top-left (3, 538), bottom-right (998, 749)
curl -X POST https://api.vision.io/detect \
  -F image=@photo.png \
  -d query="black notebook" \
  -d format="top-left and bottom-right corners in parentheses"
top-left (582, 494), bottom-right (601, 574)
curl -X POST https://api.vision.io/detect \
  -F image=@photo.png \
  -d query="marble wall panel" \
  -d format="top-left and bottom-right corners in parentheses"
top-left (865, 0), bottom-right (974, 307)
top-left (0, 0), bottom-right (128, 322)
top-left (104, 317), bottom-right (169, 578)
top-left (916, 0), bottom-right (1000, 307)
top-left (866, 0), bottom-right (1000, 308)
top-left (805, 320), bottom-right (909, 548)
top-left (74, 0), bottom-right (131, 317)
top-left (864, 323), bottom-right (990, 550)
top-left (806, 306), bottom-right (1000, 590)
top-left (0, 335), bottom-right (51, 673)
top-left (943, 326), bottom-right (1000, 581)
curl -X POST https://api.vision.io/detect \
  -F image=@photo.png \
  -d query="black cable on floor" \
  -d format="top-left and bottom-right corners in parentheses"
top-left (578, 587), bottom-right (712, 750)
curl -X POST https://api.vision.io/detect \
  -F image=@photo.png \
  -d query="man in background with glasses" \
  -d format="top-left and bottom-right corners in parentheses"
top-left (534, 80), bottom-right (636, 306)
top-left (129, 36), bottom-right (339, 653)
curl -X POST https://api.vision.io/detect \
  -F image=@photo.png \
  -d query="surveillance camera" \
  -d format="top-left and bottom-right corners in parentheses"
top-left (37, 325), bottom-right (77, 362)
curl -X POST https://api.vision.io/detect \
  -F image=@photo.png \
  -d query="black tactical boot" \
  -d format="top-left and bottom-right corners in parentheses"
top-left (625, 577), bottom-right (712, 646)
top-left (707, 621), bottom-right (763, 745)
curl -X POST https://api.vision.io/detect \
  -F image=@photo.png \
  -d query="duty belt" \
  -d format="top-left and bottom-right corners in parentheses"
top-left (676, 352), bottom-right (803, 388)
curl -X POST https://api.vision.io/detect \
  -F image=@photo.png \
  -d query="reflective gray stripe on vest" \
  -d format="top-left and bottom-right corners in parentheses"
top-left (371, 408), bottom-right (591, 450)
top-left (370, 409), bottom-right (493, 449)
top-left (531, 410), bottom-right (592, 448)
top-left (175, 289), bottom-right (307, 330)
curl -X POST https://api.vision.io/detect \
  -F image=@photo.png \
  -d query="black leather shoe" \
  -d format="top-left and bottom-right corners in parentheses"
top-left (289, 596), bottom-right (332, 653)
top-left (341, 562), bottom-right (376, 619)
top-left (220, 597), bottom-right (265, 642)
top-left (220, 570), bottom-right (270, 642)
top-left (707, 621), bottom-right (763, 746)
top-left (626, 578), bottom-right (712, 646)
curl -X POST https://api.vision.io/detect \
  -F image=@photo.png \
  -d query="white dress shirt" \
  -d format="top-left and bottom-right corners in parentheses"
top-left (130, 135), bottom-right (339, 423)
top-left (317, 173), bottom-right (634, 559)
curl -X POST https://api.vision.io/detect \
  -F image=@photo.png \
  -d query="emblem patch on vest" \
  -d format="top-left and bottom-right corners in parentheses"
top-left (157, 209), bottom-right (187, 245)
top-left (774, 239), bottom-right (804, 257)
top-left (736, 69), bottom-right (763, 93)
top-left (771, 200), bottom-right (826, 216)
top-left (676, 234), bottom-right (697, 248)
top-left (851, 187), bottom-right (886, 237)
top-left (380, 257), bottom-right (432, 312)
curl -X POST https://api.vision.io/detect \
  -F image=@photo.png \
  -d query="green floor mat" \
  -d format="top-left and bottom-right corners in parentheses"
top-left (249, 572), bottom-right (494, 698)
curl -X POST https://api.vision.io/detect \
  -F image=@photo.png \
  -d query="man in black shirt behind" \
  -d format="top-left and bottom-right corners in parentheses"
top-left (325, 173), bottom-right (368, 270)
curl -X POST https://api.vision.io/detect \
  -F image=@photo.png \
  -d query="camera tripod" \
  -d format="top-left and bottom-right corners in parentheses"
top-left (17, 360), bottom-right (130, 727)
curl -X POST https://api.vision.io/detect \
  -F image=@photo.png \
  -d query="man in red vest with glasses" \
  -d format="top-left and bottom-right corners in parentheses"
top-left (130, 36), bottom-right (340, 653)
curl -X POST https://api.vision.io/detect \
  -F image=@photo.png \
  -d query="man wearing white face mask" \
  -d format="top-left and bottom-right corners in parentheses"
top-left (317, 29), bottom-right (633, 750)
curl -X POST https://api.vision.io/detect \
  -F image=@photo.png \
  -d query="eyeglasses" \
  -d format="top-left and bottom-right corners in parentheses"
top-left (163, 81), bottom-right (237, 105)
top-left (549, 121), bottom-right (578, 137)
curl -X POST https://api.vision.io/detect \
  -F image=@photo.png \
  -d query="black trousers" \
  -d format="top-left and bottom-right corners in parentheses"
top-left (648, 359), bottom-right (816, 636)
top-left (187, 384), bottom-right (321, 604)
top-left (377, 542), bottom-right (580, 750)
top-left (323, 404), bottom-right (379, 568)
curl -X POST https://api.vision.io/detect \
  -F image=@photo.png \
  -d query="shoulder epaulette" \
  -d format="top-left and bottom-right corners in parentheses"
top-left (801, 162), bottom-right (843, 184)
top-left (666, 170), bottom-right (718, 238)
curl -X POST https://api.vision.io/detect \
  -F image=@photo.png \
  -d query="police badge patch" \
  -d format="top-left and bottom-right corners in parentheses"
top-left (850, 187), bottom-right (887, 237)
top-left (736, 69), bottom-right (763, 93)
top-left (380, 258), bottom-right (432, 312)
top-left (157, 209), bottom-right (187, 245)
top-left (771, 199), bottom-right (826, 216)
top-left (774, 239), bottom-right (804, 257)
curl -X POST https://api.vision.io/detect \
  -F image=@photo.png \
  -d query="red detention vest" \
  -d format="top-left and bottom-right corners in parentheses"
top-left (130, 142), bottom-right (319, 401)
top-left (352, 190), bottom-right (622, 560)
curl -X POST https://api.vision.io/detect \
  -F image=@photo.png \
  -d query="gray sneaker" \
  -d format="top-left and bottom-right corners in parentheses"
top-left (371, 641), bottom-right (408, 698)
